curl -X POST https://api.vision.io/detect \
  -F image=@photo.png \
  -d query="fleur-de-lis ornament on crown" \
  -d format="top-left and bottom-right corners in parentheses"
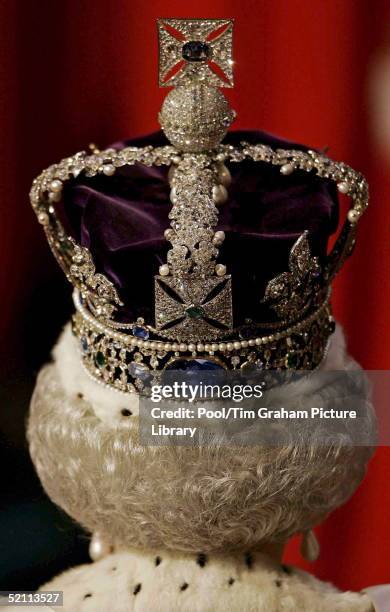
top-left (155, 18), bottom-right (236, 343)
top-left (263, 231), bottom-right (322, 322)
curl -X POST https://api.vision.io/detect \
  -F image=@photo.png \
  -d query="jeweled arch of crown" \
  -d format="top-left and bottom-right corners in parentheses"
top-left (155, 18), bottom-right (236, 343)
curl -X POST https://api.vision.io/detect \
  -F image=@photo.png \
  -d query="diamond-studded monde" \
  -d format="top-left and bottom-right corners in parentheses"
top-left (159, 84), bottom-right (235, 152)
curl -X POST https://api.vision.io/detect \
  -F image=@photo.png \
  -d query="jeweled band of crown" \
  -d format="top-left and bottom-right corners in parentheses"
top-left (30, 18), bottom-right (369, 394)
top-left (72, 289), bottom-right (334, 393)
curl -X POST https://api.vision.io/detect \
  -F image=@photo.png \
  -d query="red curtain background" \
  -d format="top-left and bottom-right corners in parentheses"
top-left (1, 0), bottom-right (389, 590)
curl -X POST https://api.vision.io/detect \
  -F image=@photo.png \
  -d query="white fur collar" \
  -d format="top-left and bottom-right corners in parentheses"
top-left (41, 548), bottom-right (374, 611)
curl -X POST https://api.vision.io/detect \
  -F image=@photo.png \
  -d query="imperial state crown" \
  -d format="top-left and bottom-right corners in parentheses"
top-left (30, 18), bottom-right (368, 394)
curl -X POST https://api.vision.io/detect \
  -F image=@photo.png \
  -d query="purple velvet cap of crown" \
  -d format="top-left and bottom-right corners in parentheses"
top-left (61, 130), bottom-right (339, 327)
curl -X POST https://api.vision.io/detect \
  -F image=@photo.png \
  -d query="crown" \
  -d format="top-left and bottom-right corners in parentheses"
top-left (30, 19), bottom-right (368, 394)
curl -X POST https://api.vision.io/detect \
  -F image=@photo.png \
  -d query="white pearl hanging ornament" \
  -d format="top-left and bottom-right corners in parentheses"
top-left (213, 230), bottom-right (225, 246)
top-left (164, 228), bottom-right (174, 240)
top-left (37, 212), bottom-right (49, 225)
top-left (50, 179), bottom-right (63, 192)
top-left (300, 529), bottom-right (320, 562)
top-left (280, 163), bottom-right (294, 176)
top-left (347, 209), bottom-right (360, 224)
top-left (159, 264), bottom-right (170, 276)
top-left (89, 532), bottom-right (113, 561)
top-left (212, 184), bottom-right (228, 205)
top-left (337, 181), bottom-right (350, 194)
top-left (170, 186), bottom-right (178, 204)
top-left (102, 164), bottom-right (115, 176)
top-left (48, 191), bottom-right (61, 203)
top-left (215, 263), bottom-right (226, 276)
top-left (217, 163), bottom-right (232, 187)
top-left (168, 164), bottom-right (177, 184)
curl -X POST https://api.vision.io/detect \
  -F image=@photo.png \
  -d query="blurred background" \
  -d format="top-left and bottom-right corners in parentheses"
top-left (0, 0), bottom-right (389, 592)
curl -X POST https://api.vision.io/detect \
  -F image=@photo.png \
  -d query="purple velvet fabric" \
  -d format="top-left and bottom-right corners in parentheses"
top-left (62, 130), bottom-right (339, 326)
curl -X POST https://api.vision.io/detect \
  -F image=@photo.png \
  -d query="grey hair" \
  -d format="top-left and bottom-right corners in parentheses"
top-left (28, 361), bottom-right (374, 554)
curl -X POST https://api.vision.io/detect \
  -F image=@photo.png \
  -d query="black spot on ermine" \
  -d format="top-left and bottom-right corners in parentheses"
top-left (133, 583), bottom-right (142, 595)
top-left (197, 553), bottom-right (207, 567)
top-left (121, 408), bottom-right (132, 417)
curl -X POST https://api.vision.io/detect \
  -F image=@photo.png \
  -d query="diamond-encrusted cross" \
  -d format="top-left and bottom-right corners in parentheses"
top-left (157, 18), bottom-right (234, 88)
top-left (155, 275), bottom-right (233, 342)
